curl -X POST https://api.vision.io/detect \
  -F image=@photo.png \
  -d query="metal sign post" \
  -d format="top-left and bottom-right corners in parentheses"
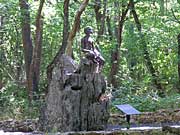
top-left (115, 104), bottom-right (141, 129)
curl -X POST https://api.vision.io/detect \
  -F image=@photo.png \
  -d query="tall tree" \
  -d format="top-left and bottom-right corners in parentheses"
top-left (94, 0), bottom-right (101, 30)
top-left (19, 0), bottom-right (34, 100)
top-left (29, 0), bottom-right (45, 97)
top-left (130, 0), bottom-right (163, 96)
top-left (47, 0), bottom-right (70, 84)
top-left (106, 9), bottom-right (113, 40)
top-left (19, 0), bottom-right (45, 101)
top-left (108, 1), bottom-right (130, 88)
top-left (47, 0), bottom-right (89, 83)
top-left (178, 33), bottom-right (180, 92)
top-left (66, 0), bottom-right (89, 56)
top-left (94, 0), bottom-right (107, 42)
top-left (171, 8), bottom-right (180, 92)
top-left (0, 16), bottom-right (4, 88)
top-left (160, 0), bottom-right (165, 16)
top-left (0, 16), bottom-right (4, 45)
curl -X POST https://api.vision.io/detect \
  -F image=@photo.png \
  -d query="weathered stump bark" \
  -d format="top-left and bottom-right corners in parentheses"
top-left (38, 55), bottom-right (109, 132)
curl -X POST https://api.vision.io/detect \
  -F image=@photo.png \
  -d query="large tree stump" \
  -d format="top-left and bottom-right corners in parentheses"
top-left (38, 55), bottom-right (109, 132)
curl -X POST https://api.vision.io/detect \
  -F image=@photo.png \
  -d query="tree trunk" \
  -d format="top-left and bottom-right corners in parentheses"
top-left (66, 0), bottom-right (89, 56)
top-left (171, 8), bottom-right (180, 92)
top-left (20, 0), bottom-right (45, 100)
top-left (160, 0), bottom-right (165, 16)
top-left (47, 0), bottom-right (70, 84)
top-left (0, 80), bottom-right (3, 89)
top-left (0, 16), bottom-right (4, 45)
top-left (130, 0), bottom-right (164, 96)
top-left (94, 0), bottom-right (102, 31)
top-left (29, 0), bottom-right (44, 96)
top-left (106, 10), bottom-right (113, 40)
top-left (178, 33), bottom-right (180, 92)
top-left (60, 0), bottom-right (70, 56)
top-left (19, 0), bottom-right (33, 100)
top-left (108, 2), bottom-right (129, 88)
top-left (98, 0), bottom-right (107, 37)
top-left (0, 16), bottom-right (4, 87)
top-left (94, 0), bottom-right (107, 42)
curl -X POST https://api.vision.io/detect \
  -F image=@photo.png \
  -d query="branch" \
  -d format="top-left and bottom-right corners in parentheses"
top-left (117, 1), bottom-right (130, 46)
top-left (60, 0), bottom-right (70, 54)
top-left (98, 0), bottom-right (107, 38)
top-left (28, 0), bottom-right (45, 97)
top-left (46, 0), bottom-right (88, 83)
top-left (19, 0), bottom-right (33, 79)
top-left (32, 0), bottom-right (45, 77)
top-left (66, 0), bottom-right (89, 56)
top-left (130, 0), bottom-right (141, 32)
top-left (171, 9), bottom-right (180, 24)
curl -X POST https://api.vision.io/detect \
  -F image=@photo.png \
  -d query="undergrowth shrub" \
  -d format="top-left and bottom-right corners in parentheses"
top-left (0, 82), bottom-right (42, 120)
top-left (111, 85), bottom-right (180, 113)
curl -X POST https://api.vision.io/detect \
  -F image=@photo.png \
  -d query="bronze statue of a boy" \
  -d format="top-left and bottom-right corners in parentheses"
top-left (81, 26), bottom-right (105, 72)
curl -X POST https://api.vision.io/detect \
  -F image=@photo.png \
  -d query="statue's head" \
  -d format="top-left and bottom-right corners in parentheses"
top-left (84, 26), bottom-right (93, 35)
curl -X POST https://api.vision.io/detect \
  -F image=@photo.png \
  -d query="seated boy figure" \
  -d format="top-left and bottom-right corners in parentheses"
top-left (81, 26), bottom-right (105, 72)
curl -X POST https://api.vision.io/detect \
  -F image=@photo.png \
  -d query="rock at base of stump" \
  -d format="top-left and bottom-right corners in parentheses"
top-left (38, 55), bottom-right (109, 132)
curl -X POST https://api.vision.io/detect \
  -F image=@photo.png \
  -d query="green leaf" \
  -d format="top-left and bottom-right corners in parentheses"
top-left (177, 0), bottom-right (180, 4)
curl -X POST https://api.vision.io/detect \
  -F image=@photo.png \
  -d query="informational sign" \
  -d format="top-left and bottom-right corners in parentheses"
top-left (115, 104), bottom-right (141, 115)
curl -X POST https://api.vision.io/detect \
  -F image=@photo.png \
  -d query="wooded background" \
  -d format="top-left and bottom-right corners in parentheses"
top-left (0, 0), bottom-right (180, 118)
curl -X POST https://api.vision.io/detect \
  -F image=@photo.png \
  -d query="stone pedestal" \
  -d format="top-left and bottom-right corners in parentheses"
top-left (38, 55), bottom-right (109, 132)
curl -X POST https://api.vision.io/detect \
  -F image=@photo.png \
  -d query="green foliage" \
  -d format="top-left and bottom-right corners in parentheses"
top-left (111, 87), bottom-right (180, 113)
top-left (0, 82), bottom-right (42, 120)
top-left (178, 0), bottom-right (180, 4)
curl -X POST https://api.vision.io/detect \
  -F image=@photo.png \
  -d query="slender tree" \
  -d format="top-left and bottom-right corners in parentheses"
top-left (106, 9), bottom-right (113, 40)
top-left (94, 0), bottom-right (107, 42)
top-left (178, 33), bottom-right (180, 92)
top-left (130, 0), bottom-right (164, 96)
top-left (29, 0), bottom-right (45, 97)
top-left (19, 0), bottom-right (45, 101)
top-left (47, 0), bottom-right (89, 83)
top-left (0, 16), bottom-right (4, 45)
top-left (108, 1), bottom-right (130, 88)
top-left (160, 0), bottom-right (165, 16)
top-left (0, 16), bottom-right (4, 88)
top-left (19, 0), bottom-right (33, 100)
top-left (47, 0), bottom-right (70, 84)
top-left (94, 0), bottom-right (102, 31)
top-left (66, 0), bottom-right (89, 56)
top-left (171, 8), bottom-right (180, 92)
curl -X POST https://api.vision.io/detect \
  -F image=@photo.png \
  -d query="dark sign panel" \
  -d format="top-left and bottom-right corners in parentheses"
top-left (115, 104), bottom-right (141, 115)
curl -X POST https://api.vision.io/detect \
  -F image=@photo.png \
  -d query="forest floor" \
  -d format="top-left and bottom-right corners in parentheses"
top-left (0, 108), bottom-right (180, 134)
